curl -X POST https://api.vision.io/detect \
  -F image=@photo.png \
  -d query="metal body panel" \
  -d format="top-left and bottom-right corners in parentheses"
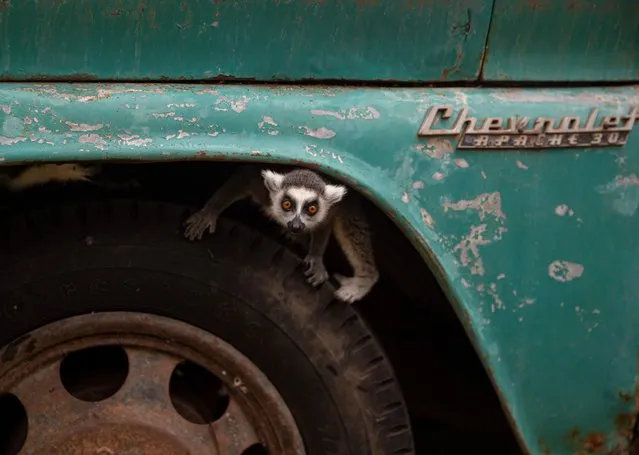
top-left (1, 83), bottom-right (639, 454)
top-left (0, 0), bottom-right (491, 82)
top-left (482, 0), bottom-right (639, 82)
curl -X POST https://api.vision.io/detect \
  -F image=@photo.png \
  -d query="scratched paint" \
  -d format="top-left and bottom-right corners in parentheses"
top-left (0, 0), bottom-right (493, 82)
top-left (597, 174), bottom-right (639, 217)
top-left (483, 0), bottom-right (638, 82)
top-left (1, 83), bottom-right (639, 455)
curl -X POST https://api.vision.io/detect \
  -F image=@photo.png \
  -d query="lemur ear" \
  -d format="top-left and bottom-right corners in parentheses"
top-left (324, 184), bottom-right (347, 204)
top-left (261, 169), bottom-right (285, 193)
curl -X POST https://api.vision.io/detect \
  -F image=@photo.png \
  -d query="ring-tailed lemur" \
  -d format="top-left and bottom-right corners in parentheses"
top-left (184, 164), bottom-right (379, 303)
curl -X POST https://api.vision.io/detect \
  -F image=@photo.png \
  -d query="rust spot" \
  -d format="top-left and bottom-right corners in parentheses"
top-left (203, 74), bottom-right (258, 83)
top-left (568, 427), bottom-right (581, 442)
top-left (441, 45), bottom-right (463, 80)
top-left (567, 427), bottom-right (624, 454)
top-left (619, 390), bottom-right (634, 404)
top-left (565, 0), bottom-right (618, 11)
top-left (525, 0), bottom-right (552, 10)
top-left (110, 9), bottom-right (122, 16)
top-left (538, 439), bottom-right (551, 455)
top-left (147, 7), bottom-right (159, 29)
top-left (583, 433), bottom-right (605, 452)
top-left (616, 414), bottom-right (635, 438)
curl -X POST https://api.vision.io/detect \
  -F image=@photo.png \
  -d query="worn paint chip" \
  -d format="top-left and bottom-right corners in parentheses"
top-left (420, 208), bottom-right (435, 227)
top-left (78, 134), bottom-right (107, 149)
top-left (117, 135), bottom-right (152, 147)
top-left (416, 138), bottom-right (454, 159)
top-left (555, 204), bottom-right (575, 217)
top-left (548, 260), bottom-right (584, 282)
top-left (214, 96), bottom-right (250, 113)
top-left (442, 192), bottom-right (506, 221)
top-left (300, 126), bottom-right (336, 139)
top-left (64, 122), bottom-right (104, 132)
top-left (454, 224), bottom-right (491, 276)
top-left (0, 136), bottom-right (27, 146)
top-left (310, 107), bottom-right (380, 121)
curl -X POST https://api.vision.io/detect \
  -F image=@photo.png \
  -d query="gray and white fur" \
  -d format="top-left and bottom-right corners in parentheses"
top-left (184, 165), bottom-right (379, 303)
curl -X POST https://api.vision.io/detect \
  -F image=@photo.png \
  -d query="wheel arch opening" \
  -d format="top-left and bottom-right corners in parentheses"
top-left (0, 158), bottom-right (523, 453)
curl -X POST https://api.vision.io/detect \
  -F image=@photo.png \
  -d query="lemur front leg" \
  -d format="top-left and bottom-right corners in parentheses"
top-left (303, 222), bottom-right (332, 287)
top-left (184, 168), bottom-right (253, 241)
top-left (332, 214), bottom-right (379, 304)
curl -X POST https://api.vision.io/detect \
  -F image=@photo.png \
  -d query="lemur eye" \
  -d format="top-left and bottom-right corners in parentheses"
top-left (306, 204), bottom-right (318, 215)
top-left (281, 199), bottom-right (292, 211)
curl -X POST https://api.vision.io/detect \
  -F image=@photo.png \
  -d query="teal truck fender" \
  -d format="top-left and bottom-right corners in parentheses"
top-left (2, 83), bottom-right (639, 454)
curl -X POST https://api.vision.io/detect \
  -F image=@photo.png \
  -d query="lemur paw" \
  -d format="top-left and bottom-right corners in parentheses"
top-left (303, 256), bottom-right (329, 287)
top-left (333, 275), bottom-right (374, 304)
top-left (184, 211), bottom-right (217, 241)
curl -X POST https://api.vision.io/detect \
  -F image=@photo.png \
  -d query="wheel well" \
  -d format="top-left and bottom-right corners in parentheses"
top-left (0, 161), bottom-right (522, 453)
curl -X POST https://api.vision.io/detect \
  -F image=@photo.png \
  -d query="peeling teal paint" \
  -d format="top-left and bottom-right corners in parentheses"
top-left (2, 83), bottom-right (639, 454)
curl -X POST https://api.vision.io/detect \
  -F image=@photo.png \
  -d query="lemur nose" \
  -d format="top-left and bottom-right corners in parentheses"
top-left (288, 220), bottom-right (304, 233)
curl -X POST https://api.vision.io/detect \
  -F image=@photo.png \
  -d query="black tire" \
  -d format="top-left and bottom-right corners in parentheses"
top-left (0, 199), bottom-right (414, 455)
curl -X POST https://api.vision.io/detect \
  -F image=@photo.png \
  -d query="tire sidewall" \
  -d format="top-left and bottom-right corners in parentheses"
top-left (0, 201), bottom-right (411, 455)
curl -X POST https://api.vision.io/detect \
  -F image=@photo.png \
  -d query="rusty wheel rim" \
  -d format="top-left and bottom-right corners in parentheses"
top-left (0, 312), bottom-right (306, 455)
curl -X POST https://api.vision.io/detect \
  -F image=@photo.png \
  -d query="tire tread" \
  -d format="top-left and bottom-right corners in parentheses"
top-left (0, 199), bottom-right (415, 455)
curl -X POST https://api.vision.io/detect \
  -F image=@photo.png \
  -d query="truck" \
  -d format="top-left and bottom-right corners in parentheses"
top-left (0, 1), bottom-right (637, 454)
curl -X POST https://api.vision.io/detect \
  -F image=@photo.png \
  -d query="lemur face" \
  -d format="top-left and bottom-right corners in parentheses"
top-left (261, 169), bottom-right (347, 234)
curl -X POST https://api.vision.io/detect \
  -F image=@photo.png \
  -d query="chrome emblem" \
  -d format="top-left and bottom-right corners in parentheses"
top-left (417, 105), bottom-right (638, 149)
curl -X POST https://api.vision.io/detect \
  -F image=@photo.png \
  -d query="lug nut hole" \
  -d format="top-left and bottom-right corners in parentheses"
top-left (169, 360), bottom-right (229, 424)
top-left (59, 345), bottom-right (129, 402)
top-left (0, 393), bottom-right (28, 455)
